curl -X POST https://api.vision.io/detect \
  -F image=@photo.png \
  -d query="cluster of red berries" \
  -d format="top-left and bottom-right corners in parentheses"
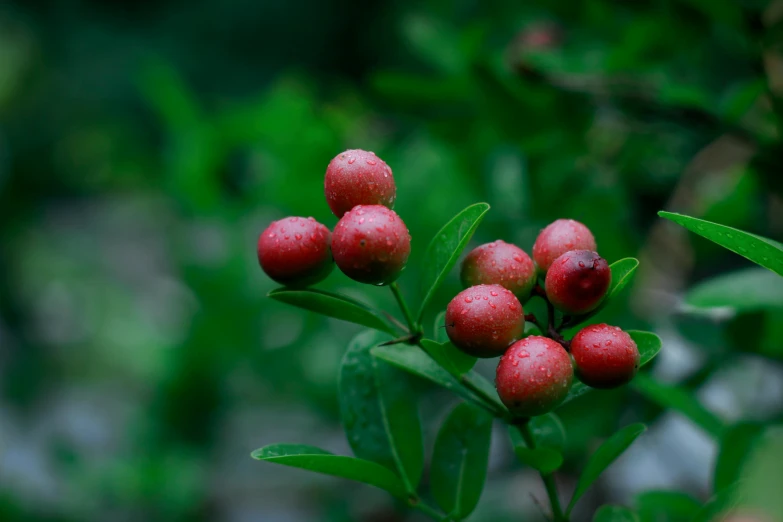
top-left (447, 220), bottom-right (640, 417)
top-left (257, 149), bottom-right (411, 287)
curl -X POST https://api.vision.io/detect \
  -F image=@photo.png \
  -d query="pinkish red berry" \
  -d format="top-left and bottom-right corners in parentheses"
top-left (570, 324), bottom-right (640, 389)
top-left (496, 336), bottom-right (573, 417)
top-left (545, 250), bottom-right (610, 315)
top-left (331, 205), bottom-right (410, 285)
top-left (460, 240), bottom-right (537, 302)
top-left (257, 217), bottom-right (333, 287)
top-left (324, 149), bottom-right (396, 218)
top-left (532, 219), bottom-right (596, 273)
top-left (445, 284), bottom-right (524, 358)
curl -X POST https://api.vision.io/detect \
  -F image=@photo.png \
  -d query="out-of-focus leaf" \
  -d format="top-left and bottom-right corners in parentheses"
top-left (714, 422), bottom-right (765, 493)
top-left (530, 413), bottom-right (567, 451)
top-left (631, 373), bottom-right (724, 438)
top-left (635, 490), bottom-right (701, 522)
top-left (420, 339), bottom-right (477, 376)
top-left (659, 212), bottom-right (783, 277)
top-left (431, 403), bottom-right (493, 519)
top-left (566, 423), bottom-right (647, 515)
top-left (508, 425), bottom-right (563, 474)
top-left (339, 331), bottom-right (424, 489)
top-left (269, 288), bottom-right (396, 335)
top-left (252, 444), bottom-right (407, 498)
top-left (418, 203), bottom-right (491, 322)
top-left (593, 505), bottom-right (639, 522)
top-left (684, 268), bottom-right (783, 314)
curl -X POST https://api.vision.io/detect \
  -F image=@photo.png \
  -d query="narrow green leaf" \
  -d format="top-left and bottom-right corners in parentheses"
top-left (431, 403), bottom-right (493, 519)
top-left (635, 490), bottom-right (701, 522)
top-left (421, 339), bottom-right (477, 376)
top-left (566, 423), bottom-right (647, 515)
top-left (559, 331), bottom-right (661, 408)
top-left (433, 310), bottom-right (449, 343)
top-left (659, 211), bottom-right (783, 277)
top-left (252, 444), bottom-right (407, 498)
top-left (566, 258), bottom-right (640, 328)
top-left (593, 505), bottom-right (639, 522)
top-left (417, 203), bottom-right (491, 322)
top-left (268, 288), bottom-right (396, 335)
top-left (714, 422), bottom-right (765, 493)
top-left (684, 268), bottom-right (783, 314)
top-left (508, 425), bottom-right (564, 474)
top-left (631, 373), bottom-right (724, 438)
top-left (340, 331), bottom-right (424, 489)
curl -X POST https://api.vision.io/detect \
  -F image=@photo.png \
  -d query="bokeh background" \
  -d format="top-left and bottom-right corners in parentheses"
top-left (1, 1), bottom-right (783, 521)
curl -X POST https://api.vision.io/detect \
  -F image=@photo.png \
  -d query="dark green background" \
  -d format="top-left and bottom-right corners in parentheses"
top-left (1, 0), bottom-right (782, 521)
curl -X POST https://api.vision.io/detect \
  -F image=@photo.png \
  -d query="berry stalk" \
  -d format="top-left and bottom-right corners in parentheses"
top-left (389, 282), bottom-right (420, 336)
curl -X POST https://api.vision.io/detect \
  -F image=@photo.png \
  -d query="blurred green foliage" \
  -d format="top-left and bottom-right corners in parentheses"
top-left (1, 0), bottom-right (782, 521)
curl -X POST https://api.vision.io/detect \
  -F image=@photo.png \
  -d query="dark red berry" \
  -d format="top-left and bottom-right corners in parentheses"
top-left (460, 240), bottom-right (537, 302)
top-left (545, 250), bottom-right (610, 315)
top-left (532, 219), bottom-right (596, 273)
top-left (445, 284), bottom-right (524, 358)
top-left (324, 149), bottom-right (396, 218)
top-left (257, 216), bottom-right (333, 287)
top-left (570, 324), bottom-right (640, 389)
top-left (331, 205), bottom-right (410, 285)
top-left (496, 336), bottom-right (573, 417)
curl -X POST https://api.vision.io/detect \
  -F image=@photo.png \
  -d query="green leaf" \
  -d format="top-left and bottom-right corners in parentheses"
top-left (252, 444), bottom-right (407, 499)
top-left (268, 288), bottom-right (396, 335)
top-left (631, 373), bottom-right (724, 438)
top-left (714, 422), bottom-right (765, 493)
top-left (659, 211), bottom-right (783, 277)
top-left (593, 505), bottom-right (639, 522)
top-left (431, 403), bottom-right (493, 519)
top-left (433, 310), bottom-right (449, 343)
top-left (420, 339), bottom-right (477, 376)
top-left (684, 268), bottom-right (783, 315)
top-left (461, 370), bottom-right (509, 417)
top-left (417, 203), bottom-right (491, 322)
top-left (566, 423), bottom-right (647, 515)
top-left (507, 425), bottom-right (564, 474)
top-left (566, 258), bottom-right (640, 328)
top-left (339, 331), bottom-right (424, 490)
top-left (530, 413), bottom-right (567, 451)
top-left (635, 490), bottom-right (701, 522)
top-left (559, 331), bottom-right (661, 408)
top-left (691, 483), bottom-right (743, 522)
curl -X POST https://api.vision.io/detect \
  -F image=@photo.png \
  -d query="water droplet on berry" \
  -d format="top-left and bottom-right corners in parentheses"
top-left (465, 297), bottom-right (473, 303)
top-left (490, 291), bottom-right (498, 297)
top-left (518, 350), bottom-right (529, 358)
top-left (348, 157), bottom-right (356, 164)
top-left (284, 235), bottom-right (290, 240)
top-left (268, 233), bottom-right (276, 238)
top-left (295, 234), bottom-right (302, 240)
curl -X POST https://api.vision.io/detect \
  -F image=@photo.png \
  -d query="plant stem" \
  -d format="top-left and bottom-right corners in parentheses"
top-left (459, 374), bottom-right (510, 420)
top-left (411, 499), bottom-right (447, 520)
top-left (516, 419), bottom-right (567, 522)
top-left (390, 282), bottom-right (419, 335)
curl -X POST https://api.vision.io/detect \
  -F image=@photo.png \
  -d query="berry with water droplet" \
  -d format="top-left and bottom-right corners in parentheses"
top-left (545, 250), bottom-right (610, 315)
top-left (571, 323), bottom-right (639, 388)
top-left (496, 336), bottom-right (573, 416)
top-left (461, 240), bottom-right (538, 302)
top-left (257, 216), bottom-right (333, 287)
top-left (445, 285), bottom-right (524, 358)
top-left (331, 205), bottom-right (410, 285)
top-left (324, 149), bottom-right (396, 217)
top-left (533, 219), bottom-right (597, 273)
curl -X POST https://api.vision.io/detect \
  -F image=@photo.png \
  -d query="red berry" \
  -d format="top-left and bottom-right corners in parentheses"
top-left (570, 324), bottom-right (640, 389)
top-left (324, 149), bottom-right (396, 218)
top-left (545, 250), bottom-right (610, 315)
top-left (331, 205), bottom-right (410, 285)
top-left (496, 336), bottom-right (573, 417)
top-left (445, 285), bottom-right (524, 358)
top-left (532, 219), bottom-right (596, 273)
top-left (257, 216), bottom-right (333, 287)
top-left (460, 240), bottom-right (537, 302)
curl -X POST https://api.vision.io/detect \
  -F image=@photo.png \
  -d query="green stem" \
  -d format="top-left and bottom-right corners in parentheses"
top-left (517, 420), bottom-right (567, 522)
top-left (460, 374), bottom-right (510, 420)
top-left (390, 282), bottom-right (419, 335)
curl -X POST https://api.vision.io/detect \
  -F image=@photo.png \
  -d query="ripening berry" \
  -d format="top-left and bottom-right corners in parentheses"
top-left (331, 205), bottom-right (410, 285)
top-left (445, 284), bottom-right (524, 358)
top-left (257, 217), bottom-right (333, 287)
top-left (496, 336), bottom-right (573, 417)
top-left (532, 219), bottom-right (596, 273)
top-left (460, 240), bottom-right (537, 303)
top-left (570, 324), bottom-right (640, 389)
top-left (545, 250), bottom-right (610, 315)
top-left (324, 149), bottom-right (396, 218)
